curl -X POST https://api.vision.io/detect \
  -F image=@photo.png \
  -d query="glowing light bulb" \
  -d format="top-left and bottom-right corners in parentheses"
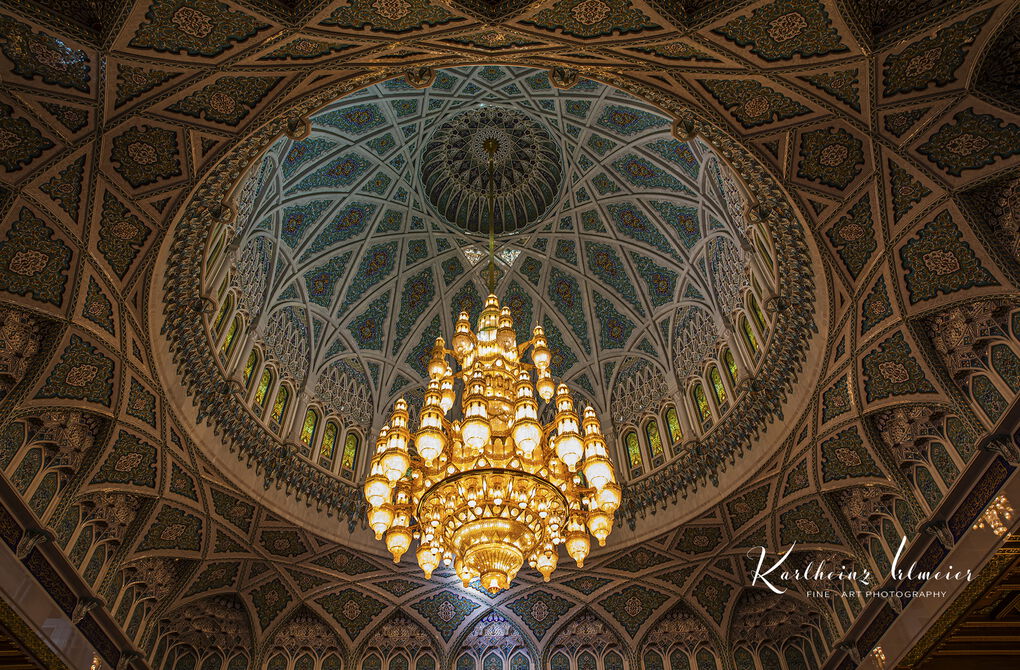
top-left (535, 550), bottom-right (557, 581)
top-left (368, 505), bottom-right (394, 539)
top-left (417, 545), bottom-right (440, 579)
top-left (587, 510), bottom-right (613, 546)
top-left (386, 526), bottom-right (412, 563)
top-left (597, 482), bottom-right (622, 513)
top-left (583, 456), bottom-right (614, 490)
top-left (380, 448), bottom-right (410, 483)
top-left (565, 531), bottom-right (590, 567)
top-left (363, 474), bottom-right (392, 508)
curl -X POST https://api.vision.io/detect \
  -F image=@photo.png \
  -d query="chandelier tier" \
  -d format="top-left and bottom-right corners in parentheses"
top-left (364, 136), bottom-right (621, 593)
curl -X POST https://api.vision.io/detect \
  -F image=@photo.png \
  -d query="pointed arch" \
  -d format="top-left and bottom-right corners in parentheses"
top-left (452, 609), bottom-right (539, 670)
top-left (266, 604), bottom-right (345, 665)
top-left (639, 600), bottom-right (715, 667)
top-left (357, 609), bottom-right (441, 670)
top-left (543, 608), bottom-right (628, 670)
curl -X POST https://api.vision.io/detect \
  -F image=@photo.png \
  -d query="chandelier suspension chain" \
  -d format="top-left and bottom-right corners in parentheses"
top-left (486, 138), bottom-right (497, 294)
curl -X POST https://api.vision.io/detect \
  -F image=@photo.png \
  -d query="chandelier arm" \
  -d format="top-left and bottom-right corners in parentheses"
top-left (516, 337), bottom-right (539, 354)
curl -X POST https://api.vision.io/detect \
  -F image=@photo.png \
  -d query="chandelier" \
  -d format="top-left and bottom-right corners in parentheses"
top-left (363, 138), bottom-right (621, 593)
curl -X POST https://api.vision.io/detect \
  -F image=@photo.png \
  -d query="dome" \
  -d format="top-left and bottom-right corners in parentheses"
top-left (170, 64), bottom-right (821, 541)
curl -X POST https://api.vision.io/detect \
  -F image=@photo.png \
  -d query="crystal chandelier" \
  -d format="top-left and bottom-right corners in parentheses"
top-left (363, 138), bottom-right (621, 593)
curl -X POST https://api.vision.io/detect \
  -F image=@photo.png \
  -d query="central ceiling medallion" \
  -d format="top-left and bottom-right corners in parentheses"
top-left (421, 107), bottom-right (562, 235)
top-left (366, 140), bottom-right (619, 593)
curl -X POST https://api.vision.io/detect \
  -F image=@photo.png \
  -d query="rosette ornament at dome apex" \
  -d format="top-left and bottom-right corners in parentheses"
top-left (421, 106), bottom-right (562, 234)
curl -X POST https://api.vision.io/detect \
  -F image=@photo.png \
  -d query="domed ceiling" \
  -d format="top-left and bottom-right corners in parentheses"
top-left (231, 65), bottom-right (779, 438)
top-left (0, 2), bottom-right (1018, 670)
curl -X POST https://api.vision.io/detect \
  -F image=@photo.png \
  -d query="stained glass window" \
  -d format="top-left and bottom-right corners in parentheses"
top-left (416, 657), bottom-right (436, 670)
top-left (320, 421), bottom-right (339, 466)
top-left (624, 430), bottom-right (642, 469)
top-left (213, 295), bottom-right (232, 334)
top-left (270, 385), bottom-right (290, 432)
top-left (696, 649), bottom-right (718, 670)
top-left (670, 650), bottom-right (691, 670)
top-left (390, 656), bottom-right (409, 670)
top-left (242, 349), bottom-right (259, 388)
top-left (208, 231), bottom-right (224, 271)
top-left (665, 407), bottom-right (683, 443)
top-left (723, 349), bottom-right (738, 384)
top-left (578, 651), bottom-right (597, 670)
top-left (750, 294), bottom-right (767, 331)
top-left (709, 366), bottom-right (727, 405)
top-left (645, 420), bottom-right (663, 458)
top-left (253, 370), bottom-right (272, 410)
top-left (692, 384), bottom-right (711, 424)
top-left (299, 409), bottom-right (318, 447)
top-left (341, 432), bottom-right (360, 472)
top-left (227, 654), bottom-right (249, 670)
top-left (741, 318), bottom-right (759, 355)
top-left (604, 652), bottom-right (625, 670)
top-left (509, 653), bottom-right (529, 670)
top-left (219, 317), bottom-right (240, 361)
top-left (363, 656), bottom-right (382, 670)
top-left (756, 234), bottom-right (774, 270)
top-left (456, 655), bottom-right (473, 670)
top-left (483, 654), bottom-right (500, 670)
top-left (643, 650), bottom-right (664, 670)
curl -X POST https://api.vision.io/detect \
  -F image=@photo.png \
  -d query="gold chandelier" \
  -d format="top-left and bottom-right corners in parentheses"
top-left (363, 139), bottom-right (621, 593)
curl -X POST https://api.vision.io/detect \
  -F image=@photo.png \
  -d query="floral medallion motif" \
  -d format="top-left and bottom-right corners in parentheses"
top-left (861, 332), bottom-right (936, 401)
top-left (0, 207), bottom-right (71, 306)
top-left (860, 276), bottom-right (893, 335)
top-left (114, 65), bottom-right (179, 107)
top-left (825, 195), bottom-right (876, 279)
top-left (0, 103), bottom-right (54, 172)
top-left (168, 76), bottom-right (280, 125)
top-left (317, 589), bottom-right (386, 638)
top-left (887, 159), bottom-right (931, 223)
top-left (798, 127), bottom-right (864, 189)
top-left (821, 377), bottom-right (851, 422)
top-left (0, 16), bottom-right (90, 91)
top-left (699, 79), bottom-right (810, 128)
top-left (92, 430), bottom-right (157, 487)
top-left (599, 584), bottom-right (668, 636)
top-left (138, 505), bottom-right (203, 551)
top-left (321, 0), bottom-right (462, 33)
top-left (35, 334), bottom-right (114, 405)
top-left (110, 125), bottom-right (181, 188)
top-left (820, 428), bottom-right (883, 481)
top-left (883, 10), bottom-right (990, 96)
top-left (410, 592), bottom-right (480, 641)
top-left (98, 192), bottom-right (151, 280)
top-left (129, 0), bottom-right (269, 57)
top-left (900, 210), bottom-right (997, 303)
top-left (714, 0), bottom-right (848, 61)
top-left (918, 109), bottom-right (1020, 176)
top-left (779, 499), bottom-right (840, 544)
top-left (522, 0), bottom-right (658, 39)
